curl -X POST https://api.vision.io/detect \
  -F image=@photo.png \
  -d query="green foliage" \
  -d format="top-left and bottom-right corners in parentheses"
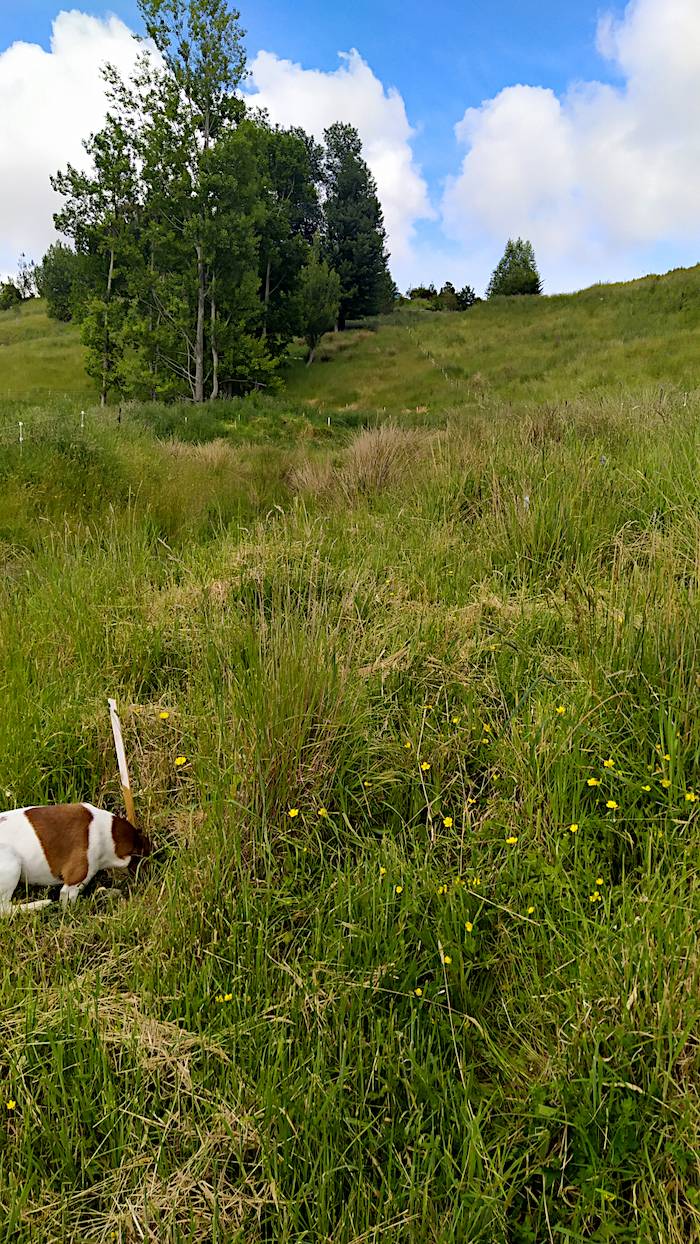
top-left (323, 122), bottom-right (392, 326)
top-left (0, 281), bottom-right (22, 311)
top-left (298, 241), bottom-right (341, 364)
top-left (36, 243), bottom-right (84, 322)
top-left (487, 237), bottom-right (542, 298)
top-left (456, 283), bottom-right (476, 310)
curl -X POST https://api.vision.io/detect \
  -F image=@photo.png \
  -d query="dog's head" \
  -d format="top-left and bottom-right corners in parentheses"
top-left (111, 815), bottom-right (153, 869)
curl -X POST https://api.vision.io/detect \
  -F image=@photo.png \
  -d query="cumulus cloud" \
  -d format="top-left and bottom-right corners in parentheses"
top-left (443, 0), bottom-right (700, 291)
top-left (246, 49), bottom-right (434, 277)
top-left (0, 11), bottom-right (143, 275)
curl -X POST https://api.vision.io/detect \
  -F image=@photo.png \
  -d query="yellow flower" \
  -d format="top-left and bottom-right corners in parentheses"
top-left (603, 758), bottom-right (614, 769)
top-left (215, 995), bottom-right (223, 1003)
top-left (596, 877), bottom-right (603, 886)
top-left (465, 921), bottom-right (473, 933)
top-left (452, 716), bottom-right (461, 725)
top-left (467, 797), bottom-right (476, 805)
top-left (363, 780), bottom-right (371, 788)
top-left (379, 866), bottom-right (386, 877)
top-left (318, 807), bottom-right (328, 817)
top-left (483, 724), bottom-right (492, 733)
top-left (606, 800), bottom-right (618, 810)
top-left (224, 993), bottom-right (232, 1002)
top-left (555, 706), bottom-right (566, 715)
top-left (481, 737), bottom-right (490, 745)
top-left (426, 703), bottom-right (434, 710)
top-left (437, 884), bottom-right (448, 895)
top-left (404, 740), bottom-right (412, 750)
top-left (420, 762), bottom-right (431, 772)
top-left (587, 778), bottom-right (601, 787)
top-left (492, 772), bottom-right (500, 782)
top-left (175, 756), bottom-right (187, 767)
top-left (685, 792), bottom-right (697, 802)
top-left (443, 954), bottom-right (452, 965)
top-left (506, 835), bottom-right (518, 845)
top-left (395, 885), bottom-right (403, 895)
top-left (569, 823), bottom-right (579, 833)
top-left (589, 892), bottom-right (601, 902)
top-left (288, 808), bottom-right (299, 818)
top-left (443, 816), bottom-right (453, 828)
top-left (6, 1100), bottom-right (15, 1112)
top-left (159, 710), bottom-right (170, 720)
top-left (661, 778), bottom-right (671, 789)
top-left (641, 784), bottom-right (651, 792)
top-left (414, 987), bottom-right (423, 997)
top-left (527, 906), bottom-right (535, 915)
top-left (663, 753), bottom-right (671, 761)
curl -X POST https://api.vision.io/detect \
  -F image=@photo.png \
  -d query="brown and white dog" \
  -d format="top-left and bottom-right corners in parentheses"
top-left (0, 803), bottom-right (151, 914)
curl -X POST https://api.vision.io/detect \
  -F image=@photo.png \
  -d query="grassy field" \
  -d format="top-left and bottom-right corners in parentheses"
top-left (0, 273), bottom-right (699, 1242)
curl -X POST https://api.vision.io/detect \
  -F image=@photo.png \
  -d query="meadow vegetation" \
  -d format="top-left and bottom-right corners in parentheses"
top-left (0, 272), bottom-right (699, 1241)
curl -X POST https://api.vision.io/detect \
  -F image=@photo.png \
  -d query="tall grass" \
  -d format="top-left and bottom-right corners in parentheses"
top-left (0, 377), bottom-right (698, 1241)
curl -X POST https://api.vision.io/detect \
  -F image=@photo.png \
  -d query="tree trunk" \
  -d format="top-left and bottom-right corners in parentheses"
top-left (101, 246), bottom-right (115, 407)
top-left (195, 241), bottom-right (205, 403)
top-left (211, 290), bottom-right (219, 401)
top-left (262, 257), bottom-right (271, 339)
top-left (306, 343), bottom-right (316, 367)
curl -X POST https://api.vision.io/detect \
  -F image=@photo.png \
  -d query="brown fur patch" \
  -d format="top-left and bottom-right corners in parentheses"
top-left (111, 815), bottom-right (149, 861)
top-left (25, 804), bottom-right (92, 886)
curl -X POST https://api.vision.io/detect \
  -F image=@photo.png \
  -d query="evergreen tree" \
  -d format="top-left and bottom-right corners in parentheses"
top-left (456, 284), bottom-right (476, 310)
top-left (36, 243), bottom-right (85, 321)
top-left (0, 282), bottom-right (21, 311)
top-left (297, 241), bottom-right (340, 366)
top-left (486, 238), bottom-right (542, 298)
top-left (322, 123), bottom-right (391, 328)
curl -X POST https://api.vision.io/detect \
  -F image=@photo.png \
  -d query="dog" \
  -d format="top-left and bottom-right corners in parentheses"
top-left (0, 803), bottom-right (151, 914)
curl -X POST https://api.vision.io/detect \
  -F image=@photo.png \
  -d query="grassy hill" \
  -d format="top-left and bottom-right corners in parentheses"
top-left (0, 271), bottom-right (699, 1242)
top-left (3, 261), bottom-right (700, 412)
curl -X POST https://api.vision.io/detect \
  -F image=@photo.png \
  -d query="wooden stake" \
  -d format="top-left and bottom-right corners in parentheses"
top-left (108, 697), bottom-right (136, 824)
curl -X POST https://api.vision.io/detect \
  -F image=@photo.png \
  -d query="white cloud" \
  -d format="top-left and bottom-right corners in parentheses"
top-left (443, 0), bottom-right (700, 291)
top-left (0, 11), bottom-right (143, 276)
top-left (246, 49), bottom-right (434, 279)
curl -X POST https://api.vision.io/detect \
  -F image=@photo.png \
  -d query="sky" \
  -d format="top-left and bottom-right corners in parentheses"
top-left (1, 0), bottom-right (700, 294)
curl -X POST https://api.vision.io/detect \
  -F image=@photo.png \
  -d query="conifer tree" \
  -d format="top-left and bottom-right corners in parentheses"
top-left (322, 123), bottom-right (391, 328)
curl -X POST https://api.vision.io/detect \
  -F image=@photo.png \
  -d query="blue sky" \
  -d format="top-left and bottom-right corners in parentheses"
top-left (1, 0), bottom-right (699, 292)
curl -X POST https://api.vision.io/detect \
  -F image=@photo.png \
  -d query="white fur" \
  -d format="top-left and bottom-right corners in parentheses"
top-left (0, 804), bottom-right (131, 915)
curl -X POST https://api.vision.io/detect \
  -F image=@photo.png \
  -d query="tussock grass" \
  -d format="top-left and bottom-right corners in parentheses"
top-left (1, 282), bottom-right (700, 1240)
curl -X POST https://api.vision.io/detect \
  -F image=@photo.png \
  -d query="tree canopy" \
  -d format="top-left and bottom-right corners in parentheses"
top-left (487, 238), bottom-right (542, 298)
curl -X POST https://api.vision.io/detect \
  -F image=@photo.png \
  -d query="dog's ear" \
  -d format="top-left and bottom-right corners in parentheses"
top-left (112, 815), bottom-right (152, 859)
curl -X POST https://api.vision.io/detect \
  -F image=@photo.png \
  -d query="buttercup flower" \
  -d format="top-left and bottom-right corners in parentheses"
top-left (404, 741), bottom-right (412, 750)
top-left (395, 885), bottom-right (403, 894)
top-left (685, 792), bottom-right (697, 803)
top-left (6, 1100), bottom-right (16, 1112)
top-left (175, 756), bottom-right (187, 767)
top-left (465, 921), bottom-right (473, 933)
top-left (661, 778), bottom-right (671, 789)
top-left (603, 758), bottom-right (614, 769)
top-left (379, 867), bottom-right (386, 877)
top-left (318, 807), bottom-right (328, 818)
top-left (641, 784), bottom-right (651, 792)
top-left (527, 906), bottom-right (535, 915)
top-left (442, 954), bottom-right (452, 965)
top-left (569, 823), bottom-right (579, 833)
top-left (596, 877), bottom-right (603, 886)
top-left (587, 778), bottom-right (601, 787)
top-left (159, 711), bottom-right (170, 720)
top-left (420, 762), bottom-right (431, 772)
top-left (506, 835), bottom-right (518, 845)
top-left (555, 706), bottom-right (566, 715)
top-left (288, 808), bottom-right (299, 818)
top-left (606, 800), bottom-right (618, 810)
top-left (443, 816), bottom-right (453, 828)
top-left (414, 987), bottom-right (423, 997)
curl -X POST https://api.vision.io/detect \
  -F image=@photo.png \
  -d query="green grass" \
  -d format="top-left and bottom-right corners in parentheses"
top-left (0, 273), bottom-right (699, 1241)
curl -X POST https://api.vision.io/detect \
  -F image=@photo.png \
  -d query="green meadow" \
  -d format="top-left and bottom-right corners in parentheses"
top-left (0, 274), bottom-right (699, 1242)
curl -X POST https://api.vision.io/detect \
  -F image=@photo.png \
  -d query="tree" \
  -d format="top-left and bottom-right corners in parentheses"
top-left (36, 243), bottom-right (84, 321)
top-left (456, 284), bottom-right (476, 310)
top-left (255, 122), bottom-right (323, 352)
top-left (436, 281), bottom-right (459, 311)
top-left (487, 238), bottom-right (542, 298)
top-left (322, 123), bottom-right (391, 328)
top-left (298, 242), bottom-right (340, 365)
top-left (0, 282), bottom-right (21, 311)
top-left (16, 254), bottom-right (37, 300)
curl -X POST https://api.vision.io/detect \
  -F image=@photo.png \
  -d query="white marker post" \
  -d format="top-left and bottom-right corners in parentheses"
top-left (108, 697), bottom-right (136, 825)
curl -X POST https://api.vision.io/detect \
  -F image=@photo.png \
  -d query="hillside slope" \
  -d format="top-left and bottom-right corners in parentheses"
top-left (2, 264), bottom-right (700, 410)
